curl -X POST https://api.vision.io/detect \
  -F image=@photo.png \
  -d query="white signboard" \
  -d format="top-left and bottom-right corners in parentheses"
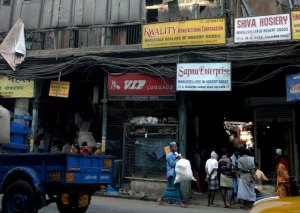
top-left (176, 63), bottom-right (231, 91)
top-left (235, 14), bottom-right (291, 43)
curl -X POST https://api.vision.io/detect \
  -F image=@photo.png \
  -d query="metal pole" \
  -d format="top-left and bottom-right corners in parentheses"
top-left (101, 74), bottom-right (108, 154)
top-left (219, 0), bottom-right (224, 17)
top-left (178, 92), bottom-right (186, 156)
top-left (178, 92), bottom-right (190, 198)
top-left (240, 0), bottom-right (252, 16)
top-left (288, 0), bottom-right (293, 10)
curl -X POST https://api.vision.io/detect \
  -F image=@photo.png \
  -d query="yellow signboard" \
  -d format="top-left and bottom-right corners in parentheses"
top-left (142, 18), bottom-right (226, 49)
top-left (0, 75), bottom-right (34, 98)
top-left (291, 11), bottom-right (300, 40)
top-left (49, 80), bottom-right (70, 98)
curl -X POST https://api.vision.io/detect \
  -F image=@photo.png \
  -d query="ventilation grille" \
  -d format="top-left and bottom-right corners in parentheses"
top-left (255, 107), bottom-right (294, 122)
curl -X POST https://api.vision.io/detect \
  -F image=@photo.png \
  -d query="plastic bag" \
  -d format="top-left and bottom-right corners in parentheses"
top-left (0, 105), bottom-right (10, 144)
top-left (174, 159), bottom-right (196, 184)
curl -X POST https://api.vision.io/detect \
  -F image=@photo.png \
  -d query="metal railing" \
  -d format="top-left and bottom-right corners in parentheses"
top-left (20, 23), bottom-right (142, 51)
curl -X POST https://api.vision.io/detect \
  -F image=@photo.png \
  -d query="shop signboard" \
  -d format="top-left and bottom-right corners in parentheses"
top-left (108, 74), bottom-right (175, 101)
top-left (48, 80), bottom-right (70, 98)
top-left (142, 18), bottom-right (226, 49)
top-left (286, 73), bottom-right (300, 102)
top-left (176, 62), bottom-right (231, 91)
top-left (0, 75), bottom-right (34, 98)
top-left (234, 14), bottom-right (291, 43)
top-left (291, 11), bottom-right (300, 40)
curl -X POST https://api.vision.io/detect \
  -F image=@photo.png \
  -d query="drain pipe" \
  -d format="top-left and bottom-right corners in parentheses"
top-left (288, 0), bottom-right (293, 10)
top-left (101, 74), bottom-right (108, 154)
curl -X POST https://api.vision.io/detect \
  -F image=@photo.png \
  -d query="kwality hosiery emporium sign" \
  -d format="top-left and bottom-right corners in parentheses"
top-left (108, 73), bottom-right (176, 101)
top-left (176, 63), bottom-right (231, 91)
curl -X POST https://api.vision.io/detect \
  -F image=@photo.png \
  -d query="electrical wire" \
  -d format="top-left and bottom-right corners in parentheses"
top-left (1, 41), bottom-right (300, 87)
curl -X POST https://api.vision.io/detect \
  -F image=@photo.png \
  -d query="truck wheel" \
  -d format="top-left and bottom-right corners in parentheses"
top-left (2, 180), bottom-right (37, 213)
top-left (56, 193), bottom-right (91, 213)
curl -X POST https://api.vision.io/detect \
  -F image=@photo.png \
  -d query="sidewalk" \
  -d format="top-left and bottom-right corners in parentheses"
top-left (96, 184), bottom-right (276, 209)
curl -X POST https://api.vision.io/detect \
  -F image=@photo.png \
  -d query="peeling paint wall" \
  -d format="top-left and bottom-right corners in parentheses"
top-left (157, 0), bottom-right (217, 22)
top-left (237, 0), bottom-right (289, 17)
top-left (0, 0), bottom-right (145, 32)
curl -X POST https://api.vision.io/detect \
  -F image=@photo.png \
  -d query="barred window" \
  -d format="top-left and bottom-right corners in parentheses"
top-left (2, 0), bottom-right (11, 6)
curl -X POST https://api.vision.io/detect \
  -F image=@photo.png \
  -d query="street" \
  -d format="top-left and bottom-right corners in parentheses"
top-left (38, 196), bottom-right (248, 213)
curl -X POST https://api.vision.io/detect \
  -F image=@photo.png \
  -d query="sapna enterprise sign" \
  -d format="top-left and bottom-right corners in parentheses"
top-left (235, 14), bottom-right (291, 43)
top-left (176, 63), bottom-right (231, 91)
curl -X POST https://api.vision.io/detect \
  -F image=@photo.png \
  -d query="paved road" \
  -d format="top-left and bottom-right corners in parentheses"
top-left (39, 196), bottom-right (248, 213)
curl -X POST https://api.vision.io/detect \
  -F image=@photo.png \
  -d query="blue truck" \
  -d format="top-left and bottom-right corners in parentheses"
top-left (0, 107), bottom-right (114, 213)
top-left (0, 153), bottom-right (113, 213)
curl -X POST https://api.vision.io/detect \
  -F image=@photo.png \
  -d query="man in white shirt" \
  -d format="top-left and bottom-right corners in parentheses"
top-left (205, 151), bottom-right (219, 207)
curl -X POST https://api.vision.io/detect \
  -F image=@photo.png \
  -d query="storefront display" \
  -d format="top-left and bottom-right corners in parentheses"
top-left (224, 121), bottom-right (253, 148)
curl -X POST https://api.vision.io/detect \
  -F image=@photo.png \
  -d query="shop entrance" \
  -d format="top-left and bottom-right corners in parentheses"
top-left (186, 92), bottom-right (252, 192)
top-left (255, 107), bottom-right (296, 177)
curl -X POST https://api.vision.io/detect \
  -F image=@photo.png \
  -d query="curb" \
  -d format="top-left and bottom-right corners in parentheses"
top-left (94, 191), bottom-right (157, 202)
top-left (94, 191), bottom-right (213, 206)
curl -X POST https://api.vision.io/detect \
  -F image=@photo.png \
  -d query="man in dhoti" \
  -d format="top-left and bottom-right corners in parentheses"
top-left (237, 147), bottom-right (256, 210)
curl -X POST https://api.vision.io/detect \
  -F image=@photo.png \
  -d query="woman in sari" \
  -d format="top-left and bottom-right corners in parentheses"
top-left (275, 157), bottom-right (289, 197)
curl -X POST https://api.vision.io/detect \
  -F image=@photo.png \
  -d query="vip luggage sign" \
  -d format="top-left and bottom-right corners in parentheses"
top-left (108, 74), bottom-right (175, 101)
top-left (235, 14), bottom-right (291, 43)
top-left (286, 74), bottom-right (300, 102)
top-left (0, 75), bottom-right (34, 98)
top-left (49, 80), bottom-right (70, 98)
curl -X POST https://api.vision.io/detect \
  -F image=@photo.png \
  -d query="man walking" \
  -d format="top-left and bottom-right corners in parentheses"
top-left (219, 148), bottom-right (234, 208)
top-left (158, 142), bottom-right (186, 207)
top-left (237, 147), bottom-right (256, 210)
top-left (205, 151), bottom-right (219, 207)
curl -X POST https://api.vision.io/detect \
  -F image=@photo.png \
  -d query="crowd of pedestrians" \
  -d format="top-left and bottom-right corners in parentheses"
top-left (203, 146), bottom-right (294, 210)
top-left (157, 141), bottom-right (296, 210)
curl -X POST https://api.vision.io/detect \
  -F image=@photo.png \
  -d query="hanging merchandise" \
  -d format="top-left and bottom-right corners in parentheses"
top-left (224, 121), bottom-right (253, 146)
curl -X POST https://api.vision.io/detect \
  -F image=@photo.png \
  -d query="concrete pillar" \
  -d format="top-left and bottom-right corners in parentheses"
top-left (178, 92), bottom-right (191, 199)
top-left (14, 98), bottom-right (30, 124)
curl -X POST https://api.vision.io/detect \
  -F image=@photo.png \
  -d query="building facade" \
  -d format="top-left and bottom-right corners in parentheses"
top-left (1, 0), bottom-right (300, 193)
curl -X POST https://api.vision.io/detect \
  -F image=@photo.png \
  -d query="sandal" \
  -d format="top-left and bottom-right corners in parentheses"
top-left (157, 197), bottom-right (163, 205)
top-left (179, 203), bottom-right (187, 208)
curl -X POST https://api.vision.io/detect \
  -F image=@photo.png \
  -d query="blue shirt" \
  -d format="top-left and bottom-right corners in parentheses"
top-left (166, 152), bottom-right (178, 178)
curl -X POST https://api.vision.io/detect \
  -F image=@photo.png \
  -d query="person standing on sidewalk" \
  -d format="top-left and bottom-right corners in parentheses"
top-left (237, 147), bottom-right (256, 210)
top-left (219, 148), bottom-right (234, 208)
top-left (205, 151), bottom-right (219, 207)
top-left (157, 142), bottom-right (186, 207)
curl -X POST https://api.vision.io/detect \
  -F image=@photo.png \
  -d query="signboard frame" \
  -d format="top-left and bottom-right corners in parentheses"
top-left (48, 80), bottom-right (70, 98)
top-left (108, 73), bottom-right (176, 101)
top-left (234, 13), bottom-right (291, 43)
top-left (286, 73), bottom-right (300, 102)
top-left (142, 18), bottom-right (226, 49)
top-left (291, 11), bottom-right (300, 40)
top-left (0, 75), bottom-right (34, 98)
top-left (176, 62), bottom-right (232, 92)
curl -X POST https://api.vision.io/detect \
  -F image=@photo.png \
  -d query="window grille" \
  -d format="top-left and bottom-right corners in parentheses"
top-left (2, 0), bottom-right (11, 6)
top-left (122, 123), bottom-right (178, 179)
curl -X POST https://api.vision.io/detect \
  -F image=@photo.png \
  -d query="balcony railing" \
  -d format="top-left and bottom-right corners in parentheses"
top-left (20, 24), bottom-right (142, 51)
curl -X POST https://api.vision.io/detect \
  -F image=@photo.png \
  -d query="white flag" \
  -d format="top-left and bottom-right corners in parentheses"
top-left (0, 19), bottom-right (26, 71)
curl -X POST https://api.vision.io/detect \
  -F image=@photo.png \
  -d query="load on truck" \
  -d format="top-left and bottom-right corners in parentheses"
top-left (0, 104), bottom-right (114, 213)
